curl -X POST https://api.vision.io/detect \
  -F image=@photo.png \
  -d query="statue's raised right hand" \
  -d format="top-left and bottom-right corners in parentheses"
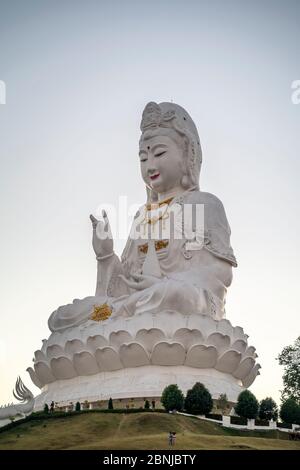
top-left (90, 210), bottom-right (114, 259)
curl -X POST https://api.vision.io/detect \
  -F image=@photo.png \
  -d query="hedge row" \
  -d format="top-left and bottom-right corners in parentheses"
top-left (277, 422), bottom-right (292, 429)
top-left (255, 419), bottom-right (269, 426)
top-left (230, 416), bottom-right (247, 425)
top-left (205, 413), bottom-right (222, 421)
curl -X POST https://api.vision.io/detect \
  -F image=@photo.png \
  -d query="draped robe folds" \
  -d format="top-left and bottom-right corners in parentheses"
top-left (48, 190), bottom-right (237, 332)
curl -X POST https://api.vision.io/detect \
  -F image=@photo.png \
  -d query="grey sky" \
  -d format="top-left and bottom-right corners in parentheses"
top-left (0, 0), bottom-right (299, 405)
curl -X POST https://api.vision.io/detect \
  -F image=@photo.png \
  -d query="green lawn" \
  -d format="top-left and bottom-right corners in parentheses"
top-left (0, 412), bottom-right (299, 450)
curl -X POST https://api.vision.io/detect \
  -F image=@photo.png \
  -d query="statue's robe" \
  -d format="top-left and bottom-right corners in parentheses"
top-left (48, 189), bottom-right (237, 332)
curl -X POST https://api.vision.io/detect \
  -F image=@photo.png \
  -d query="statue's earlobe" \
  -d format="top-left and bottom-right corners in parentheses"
top-left (181, 174), bottom-right (191, 189)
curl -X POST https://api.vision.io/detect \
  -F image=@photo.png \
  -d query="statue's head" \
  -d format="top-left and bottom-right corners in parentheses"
top-left (139, 102), bottom-right (202, 201)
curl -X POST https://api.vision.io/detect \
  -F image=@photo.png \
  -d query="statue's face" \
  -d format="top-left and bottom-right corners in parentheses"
top-left (139, 133), bottom-right (184, 194)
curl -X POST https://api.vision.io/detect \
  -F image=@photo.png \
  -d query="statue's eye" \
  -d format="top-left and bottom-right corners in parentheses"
top-left (140, 158), bottom-right (148, 162)
top-left (155, 151), bottom-right (166, 158)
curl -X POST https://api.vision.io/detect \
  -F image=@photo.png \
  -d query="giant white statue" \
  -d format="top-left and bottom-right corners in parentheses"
top-left (21, 102), bottom-right (261, 408)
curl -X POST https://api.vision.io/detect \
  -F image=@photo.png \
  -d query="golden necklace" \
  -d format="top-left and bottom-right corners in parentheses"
top-left (140, 197), bottom-right (174, 235)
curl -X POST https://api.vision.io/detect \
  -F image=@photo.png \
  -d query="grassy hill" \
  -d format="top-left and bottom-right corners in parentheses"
top-left (0, 412), bottom-right (299, 450)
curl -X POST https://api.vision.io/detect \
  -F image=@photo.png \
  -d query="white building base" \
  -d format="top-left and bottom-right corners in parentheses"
top-left (33, 365), bottom-right (243, 410)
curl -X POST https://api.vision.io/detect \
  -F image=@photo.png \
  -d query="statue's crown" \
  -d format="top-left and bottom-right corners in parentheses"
top-left (140, 102), bottom-right (176, 132)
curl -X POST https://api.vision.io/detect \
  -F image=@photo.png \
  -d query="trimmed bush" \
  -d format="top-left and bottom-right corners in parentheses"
top-left (144, 400), bottom-right (150, 409)
top-left (280, 398), bottom-right (300, 424)
top-left (259, 397), bottom-right (278, 421)
top-left (43, 403), bottom-right (49, 414)
top-left (277, 421), bottom-right (293, 429)
top-left (75, 401), bottom-right (81, 412)
top-left (235, 390), bottom-right (258, 419)
top-left (184, 382), bottom-right (213, 415)
top-left (108, 398), bottom-right (113, 410)
top-left (161, 384), bottom-right (184, 412)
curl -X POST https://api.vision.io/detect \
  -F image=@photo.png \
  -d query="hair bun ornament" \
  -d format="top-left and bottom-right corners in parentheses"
top-left (141, 102), bottom-right (176, 132)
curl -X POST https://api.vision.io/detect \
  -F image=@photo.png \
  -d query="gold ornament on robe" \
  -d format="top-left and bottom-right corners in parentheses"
top-left (139, 239), bottom-right (169, 254)
top-left (90, 303), bottom-right (112, 322)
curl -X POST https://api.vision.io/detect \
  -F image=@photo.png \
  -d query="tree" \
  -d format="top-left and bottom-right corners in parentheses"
top-left (144, 400), bottom-right (150, 409)
top-left (161, 384), bottom-right (184, 412)
top-left (184, 382), bottom-right (213, 415)
top-left (216, 393), bottom-right (229, 414)
top-left (280, 398), bottom-right (300, 424)
top-left (43, 403), bottom-right (49, 414)
top-left (259, 397), bottom-right (278, 421)
top-left (75, 401), bottom-right (81, 412)
top-left (277, 336), bottom-right (300, 403)
top-left (235, 390), bottom-right (258, 419)
top-left (108, 397), bottom-right (113, 410)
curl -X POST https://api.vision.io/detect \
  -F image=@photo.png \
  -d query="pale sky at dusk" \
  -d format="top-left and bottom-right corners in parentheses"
top-left (0, 0), bottom-right (299, 406)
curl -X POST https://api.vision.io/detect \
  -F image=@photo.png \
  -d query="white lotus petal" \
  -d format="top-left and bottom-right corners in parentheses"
top-left (216, 350), bottom-right (242, 373)
top-left (231, 340), bottom-right (247, 354)
top-left (244, 346), bottom-right (256, 358)
top-left (109, 331), bottom-right (132, 349)
top-left (26, 367), bottom-right (43, 388)
top-left (186, 344), bottom-right (218, 368)
top-left (151, 342), bottom-right (185, 366)
top-left (233, 326), bottom-right (246, 340)
top-left (86, 335), bottom-right (108, 351)
top-left (65, 339), bottom-right (85, 356)
top-left (206, 332), bottom-right (230, 353)
top-left (46, 344), bottom-right (65, 358)
top-left (135, 328), bottom-right (165, 353)
top-left (34, 350), bottom-right (46, 362)
top-left (173, 328), bottom-right (203, 349)
top-left (120, 343), bottom-right (150, 367)
top-left (95, 347), bottom-right (123, 371)
top-left (187, 314), bottom-right (216, 339)
top-left (50, 357), bottom-right (77, 379)
top-left (233, 357), bottom-right (255, 379)
top-left (73, 351), bottom-right (100, 375)
top-left (242, 364), bottom-right (261, 387)
top-left (217, 319), bottom-right (234, 337)
top-left (34, 361), bottom-right (55, 384)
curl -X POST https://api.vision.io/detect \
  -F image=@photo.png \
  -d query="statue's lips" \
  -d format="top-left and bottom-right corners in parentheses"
top-left (150, 173), bottom-right (160, 181)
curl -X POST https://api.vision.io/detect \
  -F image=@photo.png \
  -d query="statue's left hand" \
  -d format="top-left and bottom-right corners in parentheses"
top-left (90, 210), bottom-right (114, 259)
top-left (118, 273), bottom-right (161, 291)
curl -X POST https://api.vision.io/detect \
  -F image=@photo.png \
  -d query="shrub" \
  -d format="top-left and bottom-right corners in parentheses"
top-left (277, 421), bottom-right (292, 429)
top-left (161, 384), bottom-right (184, 412)
top-left (235, 390), bottom-right (258, 419)
top-left (184, 382), bottom-right (213, 415)
top-left (280, 398), bottom-right (300, 424)
top-left (254, 418), bottom-right (269, 426)
top-left (144, 400), bottom-right (150, 409)
top-left (259, 397), bottom-right (278, 421)
top-left (230, 415), bottom-right (247, 425)
top-left (108, 398), bottom-right (113, 410)
top-left (43, 403), bottom-right (49, 414)
top-left (205, 413), bottom-right (222, 421)
top-left (75, 401), bottom-right (81, 412)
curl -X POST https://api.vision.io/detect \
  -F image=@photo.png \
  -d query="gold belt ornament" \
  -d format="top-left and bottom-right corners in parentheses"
top-left (139, 239), bottom-right (169, 254)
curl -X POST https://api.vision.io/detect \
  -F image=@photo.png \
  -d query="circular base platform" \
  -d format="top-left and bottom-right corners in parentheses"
top-left (33, 365), bottom-right (243, 410)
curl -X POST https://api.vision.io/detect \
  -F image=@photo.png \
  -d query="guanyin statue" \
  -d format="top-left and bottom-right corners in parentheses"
top-left (25, 102), bottom-right (260, 408)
